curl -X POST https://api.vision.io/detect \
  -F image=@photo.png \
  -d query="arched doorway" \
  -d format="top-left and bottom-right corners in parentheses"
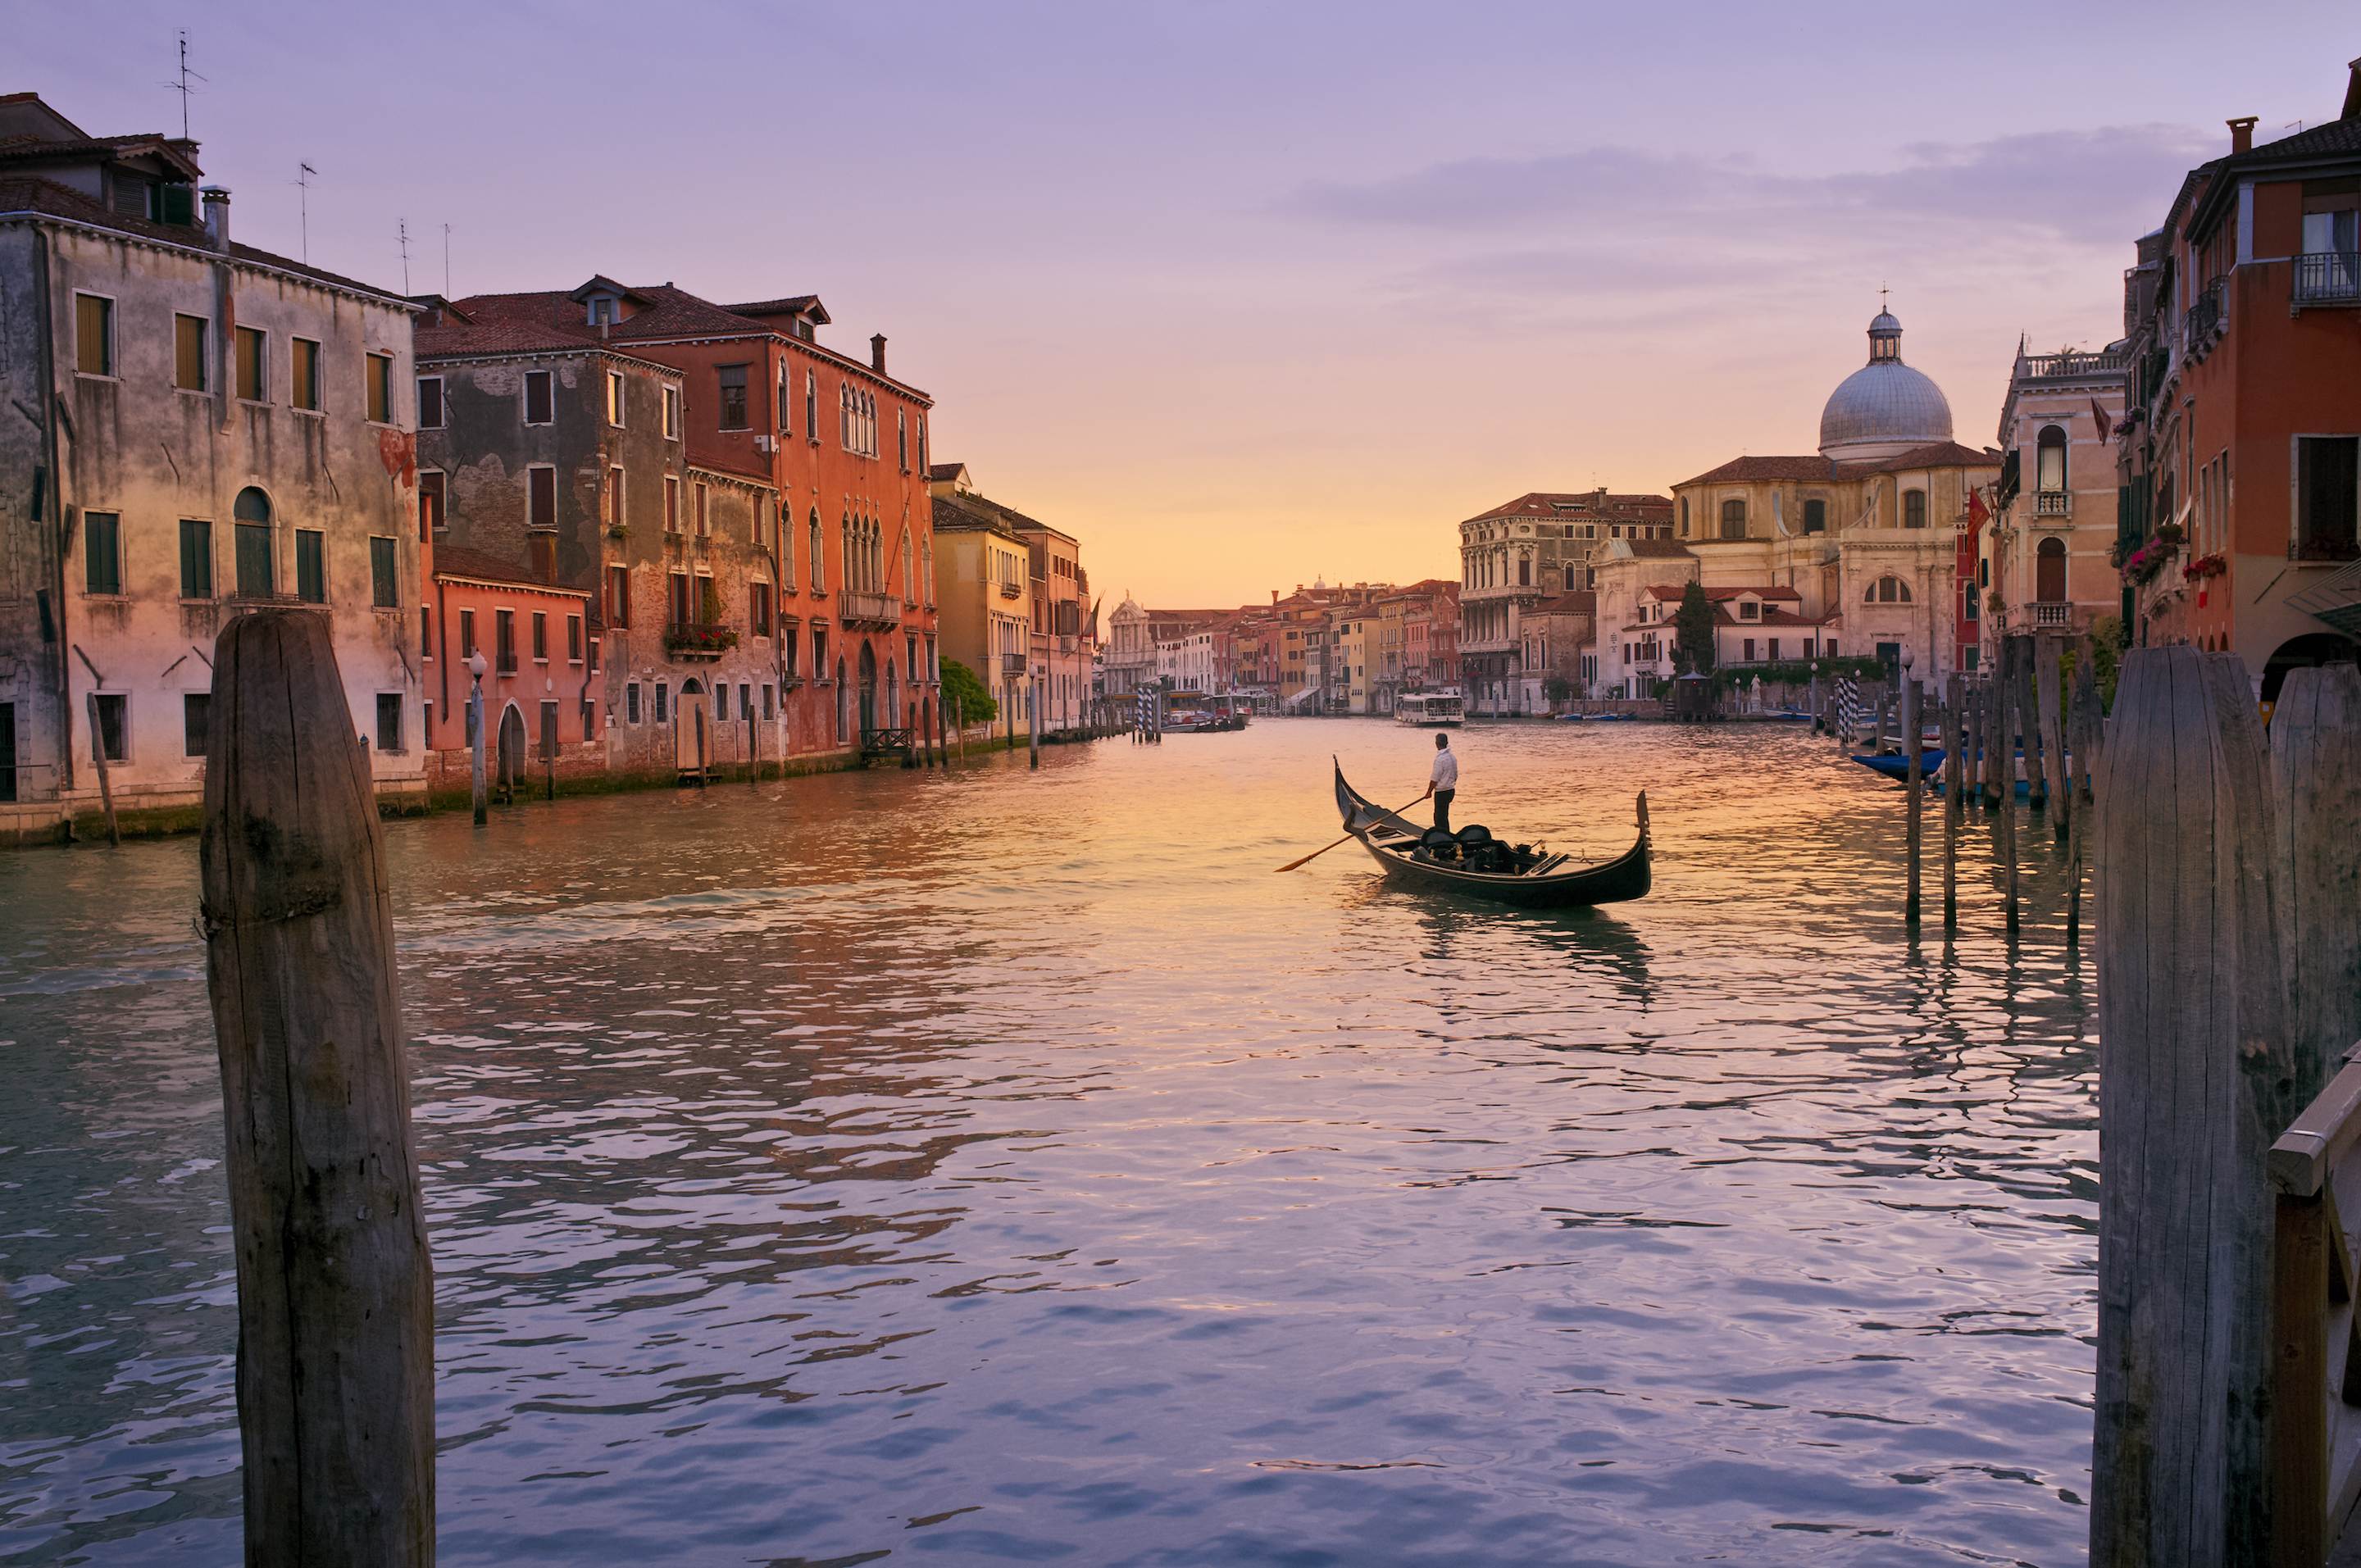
top-left (2036, 537), bottom-right (2067, 603)
top-left (496, 706), bottom-right (526, 800)
top-left (676, 677), bottom-right (709, 774)
top-left (2262, 632), bottom-right (2360, 705)
top-left (858, 643), bottom-right (878, 736)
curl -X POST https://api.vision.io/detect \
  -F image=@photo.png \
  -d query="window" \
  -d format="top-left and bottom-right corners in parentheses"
top-left (92, 693), bottom-right (126, 761)
top-left (608, 566), bottom-right (631, 627)
top-left (898, 410), bottom-right (908, 470)
top-left (529, 466), bottom-right (557, 530)
top-left (778, 362), bottom-right (791, 432)
top-left (607, 466), bottom-right (625, 529)
top-left (607, 370), bottom-right (626, 427)
top-left (626, 681), bottom-right (642, 724)
top-left (530, 611), bottom-right (548, 662)
top-left (416, 375), bottom-right (444, 429)
top-left (1738, 599), bottom-right (1759, 620)
top-left (421, 605), bottom-right (434, 658)
top-left (808, 509), bottom-right (824, 590)
top-left (750, 582), bottom-right (773, 638)
top-left (655, 680), bottom-right (670, 724)
top-left (669, 571), bottom-right (690, 626)
top-left (2296, 437), bottom-right (2359, 561)
top-left (84, 512), bottom-right (121, 594)
top-left (1743, 639), bottom-right (1756, 662)
top-left (1865, 575), bottom-right (1913, 604)
top-left (694, 574), bottom-right (713, 622)
top-left (2037, 536), bottom-right (2068, 601)
top-left (175, 314), bottom-right (207, 390)
top-left (762, 683), bottom-right (775, 720)
top-left (695, 483), bottom-right (709, 537)
top-left (375, 693), bottom-right (403, 752)
top-left (371, 536), bottom-right (398, 607)
top-left (495, 608), bottom-right (516, 673)
top-left (296, 529), bottom-right (326, 602)
top-left (717, 365), bottom-right (749, 429)
top-left (2036, 425), bottom-right (2068, 493)
top-left (419, 470), bottom-right (445, 538)
top-left (366, 353), bottom-right (394, 423)
top-left (1902, 489), bottom-right (1927, 529)
top-left (178, 519), bottom-right (212, 598)
top-left (663, 384), bottom-right (680, 439)
top-left (291, 338), bottom-right (321, 411)
top-left (234, 489), bottom-right (273, 596)
top-left (657, 474), bottom-right (678, 534)
top-left (1769, 638), bottom-right (1781, 661)
top-left (184, 693), bottom-right (210, 757)
top-left (235, 327), bottom-right (266, 401)
top-left (588, 636), bottom-right (599, 672)
top-left (522, 370), bottom-right (554, 425)
top-left (75, 293), bottom-right (113, 375)
top-left (783, 626), bottom-right (800, 677)
top-left (1719, 499), bottom-right (1746, 540)
top-left (1803, 498), bottom-right (1826, 534)
top-left (813, 627), bottom-right (828, 676)
top-left (460, 608), bottom-right (477, 658)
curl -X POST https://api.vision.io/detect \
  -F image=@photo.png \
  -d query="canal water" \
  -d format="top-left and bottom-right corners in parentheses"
top-left (1, 720), bottom-right (2096, 1566)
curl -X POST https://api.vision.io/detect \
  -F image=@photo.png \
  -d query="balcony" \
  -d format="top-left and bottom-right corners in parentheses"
top-left (2034, 491), bottom-right (2071, 518)
top-left (1000, 653), bottom-right (1028, 678)
top-left (2015, 347), bottom-right (2129, 381)
top-left (997, 580), bottom-right (1023, 600)
top-left (2030, 602), bottom-right (2072, 629)
top-left (2182, 278), bottom-right (2225, 361)
top-left (838, 590), bottom-right (901, 629)
top-left (663, 622), bottom-right (738, 661)
top-left (2295, 251), bottom-right (2361, 309)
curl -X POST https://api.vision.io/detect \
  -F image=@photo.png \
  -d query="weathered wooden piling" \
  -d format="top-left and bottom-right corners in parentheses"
top-left (468, 671), bottom-right (487, 827)
top-left (1942, 675), bottom-right (1962, 928)
top-left (2013, 635), bottom-right (2045, 811)
top-left (2036, 638), bottom-right (2068, 835)
top-left (1028, 685), bottom-right (1040, 770)
top-left (1903, 674), bottom-right (1922, 924)
top-left (197, 610), bottom-right (434, 1568)
top-left (950, 697), bottom-right (963, 768)
top-left (2089, 645), bottom-right (2291, 1568)
top-left (1996, 643), bottom-right (2020, 930)
top-left (84, 690), bottom-right (121, 845)
top-left (2066, 655), bottom-right (2099, 944)
top-left (2269, 662), bottom-right (2361, 1113)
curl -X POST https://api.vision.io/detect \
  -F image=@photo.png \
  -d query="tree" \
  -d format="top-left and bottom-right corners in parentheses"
top-left (1674, 580), bottom-right (1717, 675)
top-left (939, 657), bottom-right (997, 726)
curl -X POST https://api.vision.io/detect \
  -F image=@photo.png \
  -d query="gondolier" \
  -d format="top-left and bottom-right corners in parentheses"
top-left (1423, 733), bottom-right (1458, 834)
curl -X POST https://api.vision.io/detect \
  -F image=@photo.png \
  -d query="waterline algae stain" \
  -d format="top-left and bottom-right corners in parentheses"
top-left (0, 721), bottom-right (2095, 1565)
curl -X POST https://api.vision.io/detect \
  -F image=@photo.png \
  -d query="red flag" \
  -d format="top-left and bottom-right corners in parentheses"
top-left (1965, 485), bottom-right (1989, 529)
top-left (2090, 398), bottom-right (2113, 442)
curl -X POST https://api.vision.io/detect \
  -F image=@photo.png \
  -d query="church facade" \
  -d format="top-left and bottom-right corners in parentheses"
top-left (1590, 310), bottom-right (2001, 698)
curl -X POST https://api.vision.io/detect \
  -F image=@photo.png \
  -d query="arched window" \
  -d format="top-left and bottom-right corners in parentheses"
top-left (1902, 489), bottom-right (1927, 529)
top-left (779, 502), bottom-right (794, 578)
top-left (1679, 497), bottom-right (1690, 537)
top-left (901, 530), bottom-right (914, 600)
top-left (1865, 575), bottom-right (1913, 604)
top-left (1719, 498), bottom-right (1746, 540)
top-left (2036, 425), bottom-right (2068, 493)
top-left (835, 659), bottom-right (849, 742)
top-left (1518, 554), bottom-right (1531, 587)
top-left (808, 508), bottom-right (824, 590)
top-left (2036, 535), bottom-right (2068, 602)
top-left (234, 486), bottom-right (271, 522)
top-left (233, 487), bottom-right (274, 597)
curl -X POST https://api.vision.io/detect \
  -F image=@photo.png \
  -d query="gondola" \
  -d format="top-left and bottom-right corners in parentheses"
top-left (1332, 761), bottom-right (1651, 909)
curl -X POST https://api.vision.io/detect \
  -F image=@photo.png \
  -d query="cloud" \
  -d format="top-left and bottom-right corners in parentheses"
top-left (1285, 124), bottom-right (2213, 248)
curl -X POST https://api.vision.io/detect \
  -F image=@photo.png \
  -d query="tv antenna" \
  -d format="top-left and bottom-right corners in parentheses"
top-left (443, 223), bottom-right (452, 296)
top-left (163, 30), bottom-right (205, 140)
top-left (398, 218), bottom-right (411, 293)
top-left (294, 161), bottom-right (316, 261)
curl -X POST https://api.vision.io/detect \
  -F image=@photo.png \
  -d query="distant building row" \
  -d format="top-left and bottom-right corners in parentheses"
top-left (1101, 579), bottom-right (1459, 716)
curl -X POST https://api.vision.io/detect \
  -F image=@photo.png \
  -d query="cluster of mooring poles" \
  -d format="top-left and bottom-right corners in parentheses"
top-left (1130, 686), bottom-right (1164, 743)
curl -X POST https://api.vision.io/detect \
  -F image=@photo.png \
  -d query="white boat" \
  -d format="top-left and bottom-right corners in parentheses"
top-left (1394, 689), bottom-right (1465, 727)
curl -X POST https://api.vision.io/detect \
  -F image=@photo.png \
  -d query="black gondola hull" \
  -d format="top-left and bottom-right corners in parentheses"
top-left (1331, 764), bottom-right (1651, 909)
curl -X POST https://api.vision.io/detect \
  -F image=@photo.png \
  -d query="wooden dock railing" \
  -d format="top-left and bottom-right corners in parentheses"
top-left (2270, 1043), bottom-right (2361, 1566)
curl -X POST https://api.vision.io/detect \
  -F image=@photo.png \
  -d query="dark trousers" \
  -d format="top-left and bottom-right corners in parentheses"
top-left (1432, 789), bottom-right (1454, 834)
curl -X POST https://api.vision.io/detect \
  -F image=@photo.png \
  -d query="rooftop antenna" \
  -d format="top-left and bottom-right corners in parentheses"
top-left (294, 161), bottom-right (317, 262)
top-left (163, 30), bottom-right (205, 140)
top-left (442, 223), bottom-right (451, 296)
top-left (397, 218), bottom-right (411, 293)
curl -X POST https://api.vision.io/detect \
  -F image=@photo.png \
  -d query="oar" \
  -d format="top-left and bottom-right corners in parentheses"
top-left (1276, 794), bottom-right (1430, 874)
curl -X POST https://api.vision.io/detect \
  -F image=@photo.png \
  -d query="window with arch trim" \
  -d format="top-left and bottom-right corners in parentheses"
top-left (1679, 497), bottom-right (1690, 536)
top-left (1865, 575), bottom-right (1913, 604)
top-left (2036, 425), bottom-right (2068, 493)
top-left (1719, 498), bottom-right (1746, 540)
top-left (808, 507), bottom-right (824, 591)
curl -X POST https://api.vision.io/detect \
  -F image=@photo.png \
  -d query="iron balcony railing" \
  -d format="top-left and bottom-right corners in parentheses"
top-left (997, 580), bottom-right (1023, 599)
top-left (2293, 251), bottom-right (2361, 308)
top-left (1000, 653), bottom-right (1028, 677)
top-left (2182, 278), bottom-right (2226, 357)
top-left (2035, 492), bottom-right (2072, 517)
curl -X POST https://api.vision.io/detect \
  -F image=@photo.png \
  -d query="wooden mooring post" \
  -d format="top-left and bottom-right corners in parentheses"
top-left (1996, 643), bottom-right (2020, 931)
top-left (1903, 671), bottom-right (1922, 924)
top-left (1941, 674), bottom-right (1962, 929)
top-left (2065, 654), bottom-right (2099, 944)
top-left (198, 610), bottom-right (434, 1567)
top-left (2271, 662), bottom-right (2361, 1109)
top-left (2090, 646), bottom-right (2294, 1568)
top-left (468, 667), bottom-right (487, 827)
top-left (2017, 634), bottom-right (2047, 811)
top-left (2036, 637), bottom-right (2068, 837)
top-left (1028, 684), bottom-right (1040, 770)
top-left (84, 690), bottom-right (121, 845)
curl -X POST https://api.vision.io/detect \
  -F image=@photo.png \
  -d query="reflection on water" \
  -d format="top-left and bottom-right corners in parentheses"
top-left (0, 721), bottom-right (2095, 1566)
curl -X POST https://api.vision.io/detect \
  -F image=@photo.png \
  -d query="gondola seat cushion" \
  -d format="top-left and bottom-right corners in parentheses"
top-left (1455, 825), bottom-right (1493, 845)
top-left (1421, 828), bottom-right (1457, 850)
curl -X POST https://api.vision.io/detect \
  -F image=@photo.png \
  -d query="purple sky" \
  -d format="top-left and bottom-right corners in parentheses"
top-left (19, 2), bottom-right (2351, 606)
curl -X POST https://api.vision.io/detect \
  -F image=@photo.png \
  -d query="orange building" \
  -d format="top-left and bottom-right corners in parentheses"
top-left (2117, 60), bottom-right (2361, 694)
top-left (421, 543), bottom-right (603, 793)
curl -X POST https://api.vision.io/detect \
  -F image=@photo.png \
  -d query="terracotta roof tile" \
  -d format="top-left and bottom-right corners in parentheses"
top-left (432, 545), bottom-right (588, 595)
top-left (0, 175), bottom-right (407, 301)
top-left (1465, 489), bottom-right (1675, 524)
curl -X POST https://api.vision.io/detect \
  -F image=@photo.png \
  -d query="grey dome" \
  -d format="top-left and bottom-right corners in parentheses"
top-left (1819, 310), bottom-right (1952, 458)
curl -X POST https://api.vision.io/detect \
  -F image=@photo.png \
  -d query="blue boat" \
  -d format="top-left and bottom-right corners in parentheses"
top-left (1849, 751), bottom-right (2033, 797)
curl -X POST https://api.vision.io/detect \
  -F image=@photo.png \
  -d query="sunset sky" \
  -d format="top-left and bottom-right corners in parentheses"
top-left (19, 2), bottom-right (2350, 606)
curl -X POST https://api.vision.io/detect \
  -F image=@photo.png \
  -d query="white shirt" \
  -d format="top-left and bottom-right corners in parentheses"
top-left (1430, 749), bottom-right (1458, 790)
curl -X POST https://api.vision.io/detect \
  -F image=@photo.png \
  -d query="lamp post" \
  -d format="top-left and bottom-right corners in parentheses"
top-left (1901, 646), bottom-right (1922, 923)
top-left (467, 649), bottom-right (488, 825)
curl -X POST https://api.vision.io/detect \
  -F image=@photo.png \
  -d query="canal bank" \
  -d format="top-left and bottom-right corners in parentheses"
top-left (0, 719), bottom-right (2097, 1566)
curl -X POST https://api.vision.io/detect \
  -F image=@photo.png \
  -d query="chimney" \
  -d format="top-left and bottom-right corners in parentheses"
top-left (2345, 56), bottom-right (2361, 121)
top-left (200, 185), bottom-right (230, 251)
top-left (2227, 116), bottom-right (2258, 154)
top-left (870, 334), bottom-right (887, 373)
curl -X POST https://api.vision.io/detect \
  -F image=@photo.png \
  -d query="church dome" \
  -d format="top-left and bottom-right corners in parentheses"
top-left (1818, 309), bottom-right (1953, 461)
